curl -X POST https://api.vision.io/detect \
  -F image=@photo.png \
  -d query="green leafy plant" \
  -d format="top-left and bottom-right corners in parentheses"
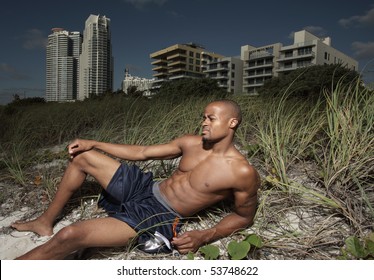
top-left (340, 233), bottom-right (374, 259)
top-left (197, 234), bottom-right (264, 260)
top-left (199, 244), bottom-right (220, 260)
top-left (227, 234), bottom-right (264, 260)
top-left (227, 241), bottom-right (251, 260)
top-left (245, 233), bottom-right (264, 248)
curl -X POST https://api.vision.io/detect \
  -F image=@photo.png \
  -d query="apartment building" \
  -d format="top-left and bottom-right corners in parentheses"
top-left (46, 28), bottom-right (82, 102)
top-left (204, 56), bottom-right (243, 94)
top-left (241, 30), bottom-right (358, 94)
top-left (277, 30), bottom-right (358, 74)
top-left (150, 43), bottom-right (224, 89)
top-left (241, 43), bottom-right (282, 95)
top-left (78, 14), bottom-right (113, 100)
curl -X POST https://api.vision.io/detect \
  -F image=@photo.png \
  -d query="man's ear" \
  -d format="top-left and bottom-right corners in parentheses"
top-left (229, 118), bottom-right (239, 129)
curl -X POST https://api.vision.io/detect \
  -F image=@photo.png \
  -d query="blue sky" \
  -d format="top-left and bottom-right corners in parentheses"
top-left (1, 0), bottom-right (373, 104)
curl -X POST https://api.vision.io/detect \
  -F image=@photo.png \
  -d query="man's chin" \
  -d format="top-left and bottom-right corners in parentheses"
top-left (202, 136), bottom-right (215, 143)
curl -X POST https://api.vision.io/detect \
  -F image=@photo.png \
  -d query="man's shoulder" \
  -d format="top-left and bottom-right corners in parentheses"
top-left (175, 134), bottom-right (201, 144)
top-left (230, 157), bottom-right (260, 191)
top-left (231, 158), bottom-right (257, 178)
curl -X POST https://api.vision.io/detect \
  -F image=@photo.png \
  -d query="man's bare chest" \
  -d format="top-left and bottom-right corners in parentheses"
top-left (177, 154), bottom-right (234, 192)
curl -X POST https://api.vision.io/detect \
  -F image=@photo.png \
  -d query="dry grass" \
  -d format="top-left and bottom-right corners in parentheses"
top-left (0, 83), bottom-right (373, 259)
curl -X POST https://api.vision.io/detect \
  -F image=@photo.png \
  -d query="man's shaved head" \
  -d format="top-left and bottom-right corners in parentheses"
top-left (209, 99), bottom-right (242, 127)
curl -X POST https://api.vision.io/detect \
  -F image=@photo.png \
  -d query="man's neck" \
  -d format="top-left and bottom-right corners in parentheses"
top-left (202, 137), bottom-right (235, 155)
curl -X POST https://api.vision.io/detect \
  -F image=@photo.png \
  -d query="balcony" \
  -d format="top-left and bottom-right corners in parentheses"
top-left (167, 52), bottom-right (187, 60)
top-left (169, 67), bottom-right (186, 73)
top-left (204, 65), bottom-right (229, 72)
top-left (209, 74), bottom-right (229, 80)
top-left (276, 65), bottom-right (298, 72)
top-left (277, 51), bottom-right (315, 62)
top-left (151, 59), bottom-right (167, 65)
top-left (152, 65), bottom-right (168, 71)
top-left (249, 52), bottom-right (273, 60)
top-left (243, 62), bottom-right (273, 70)
top-left (244, 72), bottom-right (273, 79)
top-left (243, 82), bottom-right (264, 88)
top-left (168, 60), bottom-right (186, 67)
top-left (153, 72), bottom-right (168, 78)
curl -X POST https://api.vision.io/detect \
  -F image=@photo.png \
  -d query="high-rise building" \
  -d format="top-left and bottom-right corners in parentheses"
top-left (46, 28), bottom-right (82, 102)
top-left (78, 14), bottom-right (113, 100)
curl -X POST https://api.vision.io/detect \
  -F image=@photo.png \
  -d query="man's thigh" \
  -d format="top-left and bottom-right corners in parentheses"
top-left (75, 149), bottom-right (121, 190)
top-left (71, 217), bottom-right (137, 248)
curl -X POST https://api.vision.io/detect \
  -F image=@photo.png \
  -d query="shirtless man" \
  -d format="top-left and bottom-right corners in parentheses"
top-left (11, 99), bottom-right (260, 259)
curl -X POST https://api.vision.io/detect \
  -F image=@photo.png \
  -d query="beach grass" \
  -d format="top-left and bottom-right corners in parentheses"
top-left (0, 82), bottom-right (373, 259)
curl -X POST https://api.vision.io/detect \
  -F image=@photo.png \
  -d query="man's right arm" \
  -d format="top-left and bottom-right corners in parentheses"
top-left (68, 137), bottom-right (184, 161)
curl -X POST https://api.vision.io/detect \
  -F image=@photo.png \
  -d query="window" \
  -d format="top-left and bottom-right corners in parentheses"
top-left (324, 52), bottom-right (330, 60)
top-left (284, 62), bottom-right (293, 68)
top-left (285, 50), bottom-right (293, 58)
top-left (298, 47), bottom-right (312, 55)
top-left (265, 58), bottom-right (273, 64)
top-left (297, 59), bottom-right (312, 67)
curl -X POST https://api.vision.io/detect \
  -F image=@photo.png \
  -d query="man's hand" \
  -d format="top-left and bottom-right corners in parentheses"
top-left (67, 139), bottom-right (95, 158)
top-left (171, 230), bottom-right (207, 254)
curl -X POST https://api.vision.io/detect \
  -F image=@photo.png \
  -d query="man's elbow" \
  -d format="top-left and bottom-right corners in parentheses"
top-left (238, 215), bottom-right (254, 230)
top-left (244, 217), bottom-right (254, 228)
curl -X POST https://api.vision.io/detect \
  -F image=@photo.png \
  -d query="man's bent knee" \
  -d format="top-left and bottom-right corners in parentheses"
top-left (54, 225), bottom-right (83, 245)
top-left (70, 150), bottom-right (95, 167)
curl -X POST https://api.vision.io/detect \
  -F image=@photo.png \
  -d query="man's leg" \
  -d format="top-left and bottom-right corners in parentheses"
top-left (16, 217), bottom-right (137, 259)
top-left (11, 150), bottom-right (121, 236)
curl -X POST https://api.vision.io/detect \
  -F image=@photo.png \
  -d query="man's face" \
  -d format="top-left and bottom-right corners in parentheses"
top-left (201, 102), bottom-right (233, 142)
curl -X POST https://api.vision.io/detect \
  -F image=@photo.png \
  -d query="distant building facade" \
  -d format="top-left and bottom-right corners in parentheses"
top-left (78, 14), bottom-right (113, 100)
top-left (204, 56), bottom-right (243, 94)
top-left (121, 69), bottom-right (155, 96)
top-left (150, 30), bottom-right (358, 96)
top-left (46, 28), bottom-right (82, 102)
top-left (150, 43), bottom-right (224, 89)
top-left (241, 30), bottom-right (358, 94)
top-left (241, 43), bottom-right (282, 95)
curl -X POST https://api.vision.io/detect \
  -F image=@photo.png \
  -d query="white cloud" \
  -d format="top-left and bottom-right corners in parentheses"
top-left (351, 41), bottom-right (374, 60)
top-left (22, 29), bottom-right (48, 50)
top-left (123, 0), bottom-right (168, 9)
top-left (339, 6), bottom-right (374, 27)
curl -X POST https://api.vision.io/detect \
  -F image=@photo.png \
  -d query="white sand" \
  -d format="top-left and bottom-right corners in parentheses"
top-left (0, 207), bottom-right (72, 259)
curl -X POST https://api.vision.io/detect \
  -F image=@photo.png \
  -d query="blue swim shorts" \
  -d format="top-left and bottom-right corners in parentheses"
top-left (98, 163), bottom-right (182, 251)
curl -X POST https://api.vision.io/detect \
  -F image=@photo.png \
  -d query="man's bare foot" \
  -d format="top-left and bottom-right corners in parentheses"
top-left (11, 218), bottom-right (53, 236)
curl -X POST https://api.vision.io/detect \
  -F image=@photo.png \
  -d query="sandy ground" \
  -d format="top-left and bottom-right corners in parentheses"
top-left (0, 207), bottom-right (73, 259)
